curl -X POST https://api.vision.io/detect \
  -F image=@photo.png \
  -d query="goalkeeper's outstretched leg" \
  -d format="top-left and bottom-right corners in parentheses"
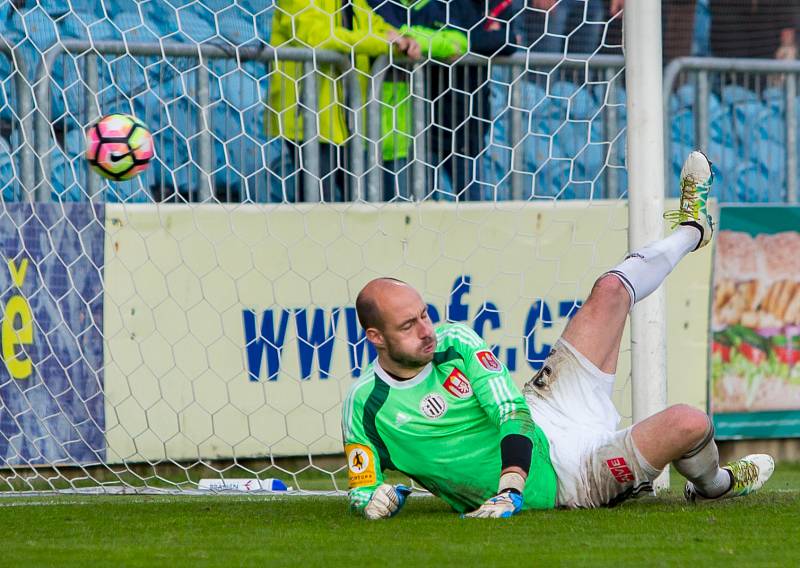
top-left (560, 150), bottom-right (714, 375)
top-left (524, 151), bottom-right (775, 508)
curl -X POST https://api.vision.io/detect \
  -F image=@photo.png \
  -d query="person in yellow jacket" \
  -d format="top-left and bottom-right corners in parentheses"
top-left (264, 0), bottom-right (420, 202)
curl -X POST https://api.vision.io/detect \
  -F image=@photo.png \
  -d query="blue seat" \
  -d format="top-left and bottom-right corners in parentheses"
top-left (145, 0), bottom-right (182, 41)
top-left (721, 85), bottom-right (758, 106)
top-left (703, 152), bottom-right (729, 202)
top-left (48, 127), bottom-right (85, 202)
top-left (255, 7), bottom-right (275, 45)
top-left (106, 9), bottom-right (162, 44)
top-left (552, 120), bottom-right (588, 159)
top-left (217, 5), bottom-right (259, 47)
top-left (172, 3), bottom-right (218, 44)
top-left (709, 103), bottom-right (736, 151)
top-left (536, 157), bottom-right (573, 200)
top-left (609, 133), bottom-right (626, 185)
top-left (572, 142), bottom-right (606, 187)
top-left (668, 93), bottom-right (696, 152)
top-left (480, 117), bottom-right (512, 200)
top-left (760, 105), bottom-right (785, 145)
top-left (670, 83), bottom-right (696, 113)
top-left (731, 99), bottom-right (764, 151)
top-left (752, 139), bottom-right (786, 182)
top-left (730, 160), bottom-right (779, 203)
top-left (0, 52), bottom-right (13, 124)
top-left (0, 136), bottom-right (16, 202)
top-left (239, 0), bottom-right (277, 16)
top-left (531, 88), bottom-right (568, 132)
top-left (762, 86), bottom-right (784, 110)
top-left (12, 7), bottom-right (57, 91)
top-left (562, 83), bottom-right (602, 122)
top-left (160, 96), bottom-right (203, 197)
top-left (548, 80), bottom-right (579, 104)
top-left (523, 132), bottom-right (552, 174)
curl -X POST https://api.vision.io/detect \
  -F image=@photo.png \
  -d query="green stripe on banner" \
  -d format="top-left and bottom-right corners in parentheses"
top-left (719, 205), bottom-right (800, 235)
top-left (713, 411), bottom-right (800, 439)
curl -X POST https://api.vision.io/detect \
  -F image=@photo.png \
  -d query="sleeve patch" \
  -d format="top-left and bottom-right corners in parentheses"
top-left (345, 443), bottom-right (377, 488)
top-left (476, 349), bottom-right (503, 372)
top-left (443, 368), bottom-right (473, 399)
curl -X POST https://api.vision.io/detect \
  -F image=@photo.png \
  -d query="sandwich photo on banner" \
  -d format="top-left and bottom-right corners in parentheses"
top-left (711, 206), bottom-right (800, 438)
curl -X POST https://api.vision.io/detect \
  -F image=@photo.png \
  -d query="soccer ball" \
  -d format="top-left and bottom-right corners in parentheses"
top-left (86, 114), bottom-right (154, 181)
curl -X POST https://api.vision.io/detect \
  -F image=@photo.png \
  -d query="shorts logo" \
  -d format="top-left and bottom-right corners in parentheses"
top-left (443, 368), bottom-right (473, 399)
top-left (476, 350), bottom-right (503, 372)
top-left (420, 393), bottom-right (448, 419)
top-left (345, 443), bottom-right (377, 488)
top-left (606, 457), bottom-right (634, 484)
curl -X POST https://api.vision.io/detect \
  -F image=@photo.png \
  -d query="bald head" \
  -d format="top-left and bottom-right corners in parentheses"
top-left (356, 278), bottom-right (436, 373)
top-left (356, 277), bottom-right (414, 331)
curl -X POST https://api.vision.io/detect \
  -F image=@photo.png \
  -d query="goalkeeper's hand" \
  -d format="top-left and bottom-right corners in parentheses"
top-left (363, 484), bottom-right (412, 520)
top-left (463, 489), bottom-right (523, 519)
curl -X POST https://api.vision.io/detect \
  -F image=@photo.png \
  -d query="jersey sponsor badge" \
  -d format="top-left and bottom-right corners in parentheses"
top-left (345, 443), bottom-right (377, 488)
top-left (443, 368), bottom-right (473, 399)
top-left (420, 393), bottom-right (448, 419)
top-left (476, 349), bottom-right (503, 372)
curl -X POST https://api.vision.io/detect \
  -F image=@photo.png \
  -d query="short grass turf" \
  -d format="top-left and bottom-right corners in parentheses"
top-left (2, 464), bottom-right (799, 567)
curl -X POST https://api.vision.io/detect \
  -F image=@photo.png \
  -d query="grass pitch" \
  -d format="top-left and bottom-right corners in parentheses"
top-left (2, 465), bottom-right (799, 567)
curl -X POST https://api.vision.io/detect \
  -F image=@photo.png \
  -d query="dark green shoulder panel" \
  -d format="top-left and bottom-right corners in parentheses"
top-left (363, 378), bottom-right (395, 470)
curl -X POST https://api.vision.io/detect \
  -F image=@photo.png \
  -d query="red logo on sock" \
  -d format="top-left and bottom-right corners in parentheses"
top-left (607, 457), bottom-right (634, 483)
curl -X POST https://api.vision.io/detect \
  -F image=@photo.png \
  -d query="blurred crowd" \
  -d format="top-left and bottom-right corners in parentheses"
top-left (264, 0), bottom-right (800, 202)
top-left (1, 0), bottom-right (799, 203)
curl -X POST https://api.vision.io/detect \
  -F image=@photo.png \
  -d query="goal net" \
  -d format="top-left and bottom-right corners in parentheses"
top-left (0, 0), bottom-right (663, 495)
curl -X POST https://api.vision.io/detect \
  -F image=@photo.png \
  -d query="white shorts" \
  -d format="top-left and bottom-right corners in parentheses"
top-left (523, 339), bottom-right (660, 508)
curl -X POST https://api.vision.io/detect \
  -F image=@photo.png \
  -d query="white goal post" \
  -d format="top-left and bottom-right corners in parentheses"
top-left (625, 2), bottom-right (669, 490)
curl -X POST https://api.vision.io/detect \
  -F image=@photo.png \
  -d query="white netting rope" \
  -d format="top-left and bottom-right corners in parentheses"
top-left (0, 0), bottom-right (631, 494)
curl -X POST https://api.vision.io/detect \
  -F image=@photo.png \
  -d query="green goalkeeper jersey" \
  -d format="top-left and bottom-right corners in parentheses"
top-left (342, 323), bottom-right (558, 514)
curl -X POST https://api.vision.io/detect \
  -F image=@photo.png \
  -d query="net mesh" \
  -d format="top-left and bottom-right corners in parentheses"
top-left (0, 0), bottom-right (638, 494)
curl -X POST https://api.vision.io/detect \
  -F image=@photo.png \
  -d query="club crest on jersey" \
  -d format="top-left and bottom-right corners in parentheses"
top-left (420, 393), bottom-right (448, 419)
top-left (476, 350), bottom-right (503, 372)
top-left (443, 368), bottom-right (473, 399)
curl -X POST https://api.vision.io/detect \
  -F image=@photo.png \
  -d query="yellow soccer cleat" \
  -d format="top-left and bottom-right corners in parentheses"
top-left (684, 454), bottom-right (775, 503)
top-left (664, 150), bottom-right (715, 250)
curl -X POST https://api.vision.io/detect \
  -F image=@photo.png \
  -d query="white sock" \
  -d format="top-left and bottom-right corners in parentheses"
top-left (672, 419), bottom-right (732, 498)
top-left (606, 226), bottom-right (700, 308)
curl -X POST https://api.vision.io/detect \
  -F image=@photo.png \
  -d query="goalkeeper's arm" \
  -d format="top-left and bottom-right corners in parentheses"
top-left (446, 324), bottom-right (535, 517)
top-left (344, 449), bottom-right (412, 519)
top-left (464, 434), bottom-right (532, 518)
top-left (343, 409), bottom-right (411, 519)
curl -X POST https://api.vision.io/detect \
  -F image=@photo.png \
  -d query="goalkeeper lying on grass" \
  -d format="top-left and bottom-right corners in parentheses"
top-left (342, 151), bottom-right (775, 519)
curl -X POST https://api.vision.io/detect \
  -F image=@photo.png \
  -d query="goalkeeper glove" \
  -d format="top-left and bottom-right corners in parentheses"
top-left (463, 489), bottom-right (523, 519)
top-left (363, 484), bottom-right (412, 520)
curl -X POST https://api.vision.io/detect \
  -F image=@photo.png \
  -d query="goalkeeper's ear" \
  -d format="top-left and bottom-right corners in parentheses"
top-left (364, 326), bottom-right (385, 350)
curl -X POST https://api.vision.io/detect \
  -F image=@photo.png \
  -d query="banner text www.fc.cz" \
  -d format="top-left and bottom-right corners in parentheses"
top-left (243, 275), bottom-right (582, 381)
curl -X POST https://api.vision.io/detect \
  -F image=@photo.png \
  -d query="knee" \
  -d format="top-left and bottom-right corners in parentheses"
top-left (592, 273), bottom-right (631, 309)
top-left (666, 404), bottom-right (711, 447)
